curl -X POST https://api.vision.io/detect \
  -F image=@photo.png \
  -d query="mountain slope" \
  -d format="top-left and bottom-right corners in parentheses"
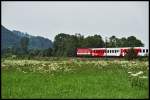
top-left (1, 25), bottom-right (21, 49)
top-left (1, 25), bottom-right (53, 50)
top-left (28, 36), bottom-right (53, 49)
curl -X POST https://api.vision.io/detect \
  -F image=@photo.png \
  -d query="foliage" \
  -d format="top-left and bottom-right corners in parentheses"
top-left (127, 36), bottom-right (144, 47)
top-left (107, 36), bottom-right (144, 48)
top-left (38, 48), bottom-right (53, 57)
top-left (20, 37), bottom-right (29, 54)
top-left (82, 35), bottom-right (105, 48)
top-left (125, 48), bottom-right (138, 60)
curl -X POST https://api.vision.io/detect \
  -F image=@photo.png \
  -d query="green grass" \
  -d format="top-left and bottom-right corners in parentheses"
top-left (2, 59), bottom-right (149, 99)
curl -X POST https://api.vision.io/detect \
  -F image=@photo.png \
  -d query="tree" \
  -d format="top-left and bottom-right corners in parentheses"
top-left (83, 34), bottom-right (105, 48)
top-left (28, 49), bottom-right (40, 56)
top-left (44, 47), bottom-right (53, 57)
top-left (108, 35), bottom-right (117, 47)
top-left (75, 33), bottom-right (84, 48)
top-left (127, 36), bottom-right (144, 47)
top-left (120, 37), bottom-right (128, 47)
top-left (20, 37), bottom-right (29, 54)
top-left (107, 36), bottom-right (144, 47)
top-left (53, 33), bottom-right (70, 56)
top-left (65, 35), bottom-right (78, 57)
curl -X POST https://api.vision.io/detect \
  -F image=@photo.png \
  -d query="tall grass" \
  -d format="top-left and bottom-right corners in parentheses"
top-left (1, 59), bottom-right (149, 99)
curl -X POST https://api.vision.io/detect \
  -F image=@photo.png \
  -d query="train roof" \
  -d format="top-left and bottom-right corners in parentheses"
top-left (77, 47), bottom-right (148, 50)
top-left (91, 47), bottom-right (148, 49)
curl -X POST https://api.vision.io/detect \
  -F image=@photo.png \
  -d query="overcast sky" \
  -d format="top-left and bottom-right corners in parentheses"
top-left (2, 1), bottom-right (149, 47)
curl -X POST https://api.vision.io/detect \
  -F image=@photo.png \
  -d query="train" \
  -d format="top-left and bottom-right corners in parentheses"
top-left (77, 47), bottom-right (149, 57)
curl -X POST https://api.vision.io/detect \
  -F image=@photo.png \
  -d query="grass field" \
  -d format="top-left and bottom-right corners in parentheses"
top-left (1, 58), bottom-right (149, 99)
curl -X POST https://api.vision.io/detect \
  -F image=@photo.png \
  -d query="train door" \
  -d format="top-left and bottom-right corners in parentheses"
top-left (120, 48), bottom-right (128, 56)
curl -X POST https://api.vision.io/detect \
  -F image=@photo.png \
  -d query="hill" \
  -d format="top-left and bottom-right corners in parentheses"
top-left (1, 25), bottom-right (53, 50)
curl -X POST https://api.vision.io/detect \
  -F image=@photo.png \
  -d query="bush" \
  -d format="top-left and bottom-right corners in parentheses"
top-left (125, 48), bottom-right (137, 60)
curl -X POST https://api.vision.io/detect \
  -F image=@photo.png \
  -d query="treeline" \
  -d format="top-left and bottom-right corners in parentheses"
top-left (1, 33), bottom-right (144, 58)
top-left (1, 37), bottom-right (53, 58)
top-left (53, 33), bottom-right (144, 57)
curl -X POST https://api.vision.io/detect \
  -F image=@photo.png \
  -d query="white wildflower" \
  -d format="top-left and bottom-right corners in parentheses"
top-left (2, 64), bottom-right (6, 67)
top-left (130, 71), bottom-right (143, 77)
top-left (39, 67), bottom-right (43, 70)
top-left (128, 72), bottom-right (132, 74)
top-left (22, 71), bottom-right (27, 73)
top-left (51, 66), bottom-right (56, 71)
top-left (131, 61), bottom-right (136, 64)
top-left (42, 64), bottom-right (46, 66)
top-left (136, 71), bottom-right (143, 75)
top-left (139, 76), bottom-right (148, 79)
top-left (131, 73), bottom-right (138, 77)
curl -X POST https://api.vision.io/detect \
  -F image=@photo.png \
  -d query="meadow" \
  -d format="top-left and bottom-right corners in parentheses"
top-left (1, 57), bottom-right (149, 99)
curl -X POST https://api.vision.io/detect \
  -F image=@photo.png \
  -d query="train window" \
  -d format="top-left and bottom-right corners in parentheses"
top-left (115, 50), bottom-right (116, 53)
top-left (107, 50), bottom-right (109, 53)
top-left (110, 50), bottom-right (111, 53)
top-left (112, 50), bottom-right (114, 53)
top-left (117, 50), bottom-right (119, 52)
top-left (146, 49), bottom-right (148, 53)
top-left (143, 49), bottom-right (145, 53)
top-left (139, 49), bottom-right (141, 53)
